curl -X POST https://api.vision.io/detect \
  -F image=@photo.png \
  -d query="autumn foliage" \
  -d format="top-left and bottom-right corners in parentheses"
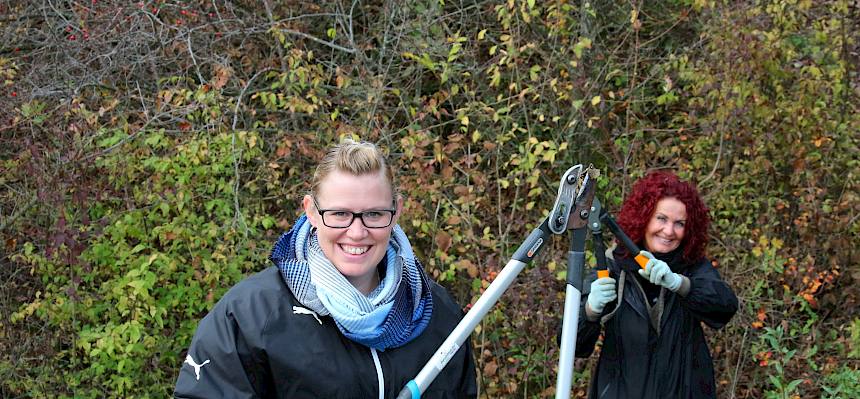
top-left (1, 0), bottom-right (858, 397)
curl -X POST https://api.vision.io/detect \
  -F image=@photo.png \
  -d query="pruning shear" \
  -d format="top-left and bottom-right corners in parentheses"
top-left (398, 163), bottom-right (601, 399)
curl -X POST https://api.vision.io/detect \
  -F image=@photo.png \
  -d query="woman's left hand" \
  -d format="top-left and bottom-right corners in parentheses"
top-left (638, 251), bottom-right (683, 291)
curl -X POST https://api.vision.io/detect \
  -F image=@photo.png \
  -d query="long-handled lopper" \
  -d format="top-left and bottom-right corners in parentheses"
top-left (396, 164), bottom-right (599, 399)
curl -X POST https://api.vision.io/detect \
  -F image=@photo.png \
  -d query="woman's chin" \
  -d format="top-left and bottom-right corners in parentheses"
top-left (649, 244), bottom-right (679, 254)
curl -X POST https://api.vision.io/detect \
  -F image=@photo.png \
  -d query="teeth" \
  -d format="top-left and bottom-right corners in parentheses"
top-left (342, 245), bottom-right (369, 255)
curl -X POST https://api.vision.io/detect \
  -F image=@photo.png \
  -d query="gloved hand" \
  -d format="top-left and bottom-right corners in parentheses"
top-left (638, 250), bottom-right (683, 291)
top-left (586, 277), bottom-right (617, 314)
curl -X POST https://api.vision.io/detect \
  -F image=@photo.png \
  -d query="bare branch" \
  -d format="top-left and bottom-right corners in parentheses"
top-left (279, 27), bottom-right (356, 54)
top-left (230, 67), bottom-right (273, 234)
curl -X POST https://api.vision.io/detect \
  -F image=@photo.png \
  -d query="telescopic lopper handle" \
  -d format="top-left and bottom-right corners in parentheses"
top-left (600, 213), bottom-right (648, 269)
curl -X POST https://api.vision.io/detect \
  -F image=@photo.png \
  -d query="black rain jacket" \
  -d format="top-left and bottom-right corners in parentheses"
top-left (576, 250), bottom-right (738, 399)
top-left (174, 266), bottom-right (477, 398)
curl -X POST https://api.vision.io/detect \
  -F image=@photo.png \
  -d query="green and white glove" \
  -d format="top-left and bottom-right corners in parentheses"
top-left (638, 250), bottom-right (683, 291)
top-left (586, 277), bottom-right (617, 314)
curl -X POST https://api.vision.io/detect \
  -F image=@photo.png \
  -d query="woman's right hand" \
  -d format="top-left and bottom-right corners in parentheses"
top-left (586, 277), bottom-right (617, 314)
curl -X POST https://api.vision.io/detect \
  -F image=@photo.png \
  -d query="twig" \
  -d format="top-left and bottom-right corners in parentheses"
top-left (230, 67), bottom-right (272, 234)
top-left (0, 195), bottom-right (37, 233)
top-left (279, 27), bottom-right (356, 54)
top-left (262, 0), bottom-right (287, 73)
top-left (231, 68), bottom-right (272, 131)
top-left (185, 34), bottom-right (205, 84)
top-left (136, 81), bottom-right (148, 119)
top-left (699, 123), bottom-right (725, 186)
top-left (729, 328), bottom-right (748, 399)
top-left (348, 0), bottom-right (357, 49)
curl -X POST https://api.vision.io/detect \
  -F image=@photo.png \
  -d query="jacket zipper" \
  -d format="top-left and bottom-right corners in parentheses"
top-left (370, 348), bottom-right (384, 399)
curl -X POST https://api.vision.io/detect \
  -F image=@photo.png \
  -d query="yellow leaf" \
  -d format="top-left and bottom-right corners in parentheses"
top-left (771, 238), bottom-right (784, 250)
top-left (591, 96), bottom-right (601, 106)
top-left (145, 254), bottom-right (158, 267)
top-left (477, 29), bottom-right (487, 40)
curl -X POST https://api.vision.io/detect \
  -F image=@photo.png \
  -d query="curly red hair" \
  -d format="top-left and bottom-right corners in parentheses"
top-left (616, 171), bottom-right (710, 263)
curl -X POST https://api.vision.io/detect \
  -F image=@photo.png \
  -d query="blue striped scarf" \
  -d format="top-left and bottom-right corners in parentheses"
top-left (270, 215), bottom-right (433, 350)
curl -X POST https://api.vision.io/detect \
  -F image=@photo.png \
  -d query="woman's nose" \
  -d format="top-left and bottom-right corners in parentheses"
top-left (345, 217), bottom-right (368, 237)
top-left (662, 223), bottom-right (675, 236)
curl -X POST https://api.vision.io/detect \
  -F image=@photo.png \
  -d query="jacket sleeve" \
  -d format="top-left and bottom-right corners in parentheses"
top-left (174, 294), bottom-right (272, 398)
top-left (679, 258), bottom-right (738, 329)
top-left (575, 270), bottom-right (608, 358)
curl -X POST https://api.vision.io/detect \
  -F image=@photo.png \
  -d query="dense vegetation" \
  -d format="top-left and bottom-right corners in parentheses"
top-left (1, 0), bottom-right (857, 397)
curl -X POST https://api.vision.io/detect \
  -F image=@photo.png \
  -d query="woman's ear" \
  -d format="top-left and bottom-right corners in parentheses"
top-left (392, 194), bottom-right (404, 224)
top-left (302, 195), bottom-right (318, 227)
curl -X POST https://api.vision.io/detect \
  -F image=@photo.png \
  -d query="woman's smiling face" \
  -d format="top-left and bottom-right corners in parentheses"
top-left (643, 197), bottom-right (687, 254)
top-left (303, 169), bottom-right (401, 294)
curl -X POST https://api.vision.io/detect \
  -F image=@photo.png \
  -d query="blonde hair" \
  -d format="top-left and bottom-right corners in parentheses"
top-left (310, 138), bottom-right (397, 198)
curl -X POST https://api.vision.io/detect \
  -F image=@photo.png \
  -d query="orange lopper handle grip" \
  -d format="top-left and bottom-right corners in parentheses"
top-left (597, 270), bottom-right (609, 279)
top-left (634, 253), bottom-right (650, 269)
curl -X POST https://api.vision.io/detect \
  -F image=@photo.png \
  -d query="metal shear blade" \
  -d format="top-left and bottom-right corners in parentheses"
top-left (548, 165), bottom-right (583, 234)
top-left (567, 166), bottom-right (599, 230)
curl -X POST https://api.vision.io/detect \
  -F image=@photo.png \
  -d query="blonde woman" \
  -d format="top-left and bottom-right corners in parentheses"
top-left (175, 139), bottom-right (477, 398)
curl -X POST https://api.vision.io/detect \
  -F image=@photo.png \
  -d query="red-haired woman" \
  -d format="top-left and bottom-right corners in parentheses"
top-left (576, 171), bottom-right (738, 399)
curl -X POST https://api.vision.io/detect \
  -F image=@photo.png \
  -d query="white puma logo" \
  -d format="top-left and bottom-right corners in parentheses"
top-left (184, 354), bottom-right (211, 381)
top-left (293, 306), bottom-right (322, 324)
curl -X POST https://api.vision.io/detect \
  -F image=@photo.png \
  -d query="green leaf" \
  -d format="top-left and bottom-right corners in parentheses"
top-left (98, 131), bottom-right (127, 148)
top-left (768, 375), bottom-right (782, 389)
top-left (529, 65), bottom-right (541, 81)
top-left (786, 379), bottom-right (803, 392)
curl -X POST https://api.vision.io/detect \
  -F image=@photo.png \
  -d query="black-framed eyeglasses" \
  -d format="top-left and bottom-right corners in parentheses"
top-left (311, 197), bottom-right (396, 228)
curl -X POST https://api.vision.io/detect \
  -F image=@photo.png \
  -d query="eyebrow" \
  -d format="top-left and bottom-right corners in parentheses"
top-left (656, 213), bottom-right (686, 222)
top-left (316, 202), bottom-right (395, 211)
